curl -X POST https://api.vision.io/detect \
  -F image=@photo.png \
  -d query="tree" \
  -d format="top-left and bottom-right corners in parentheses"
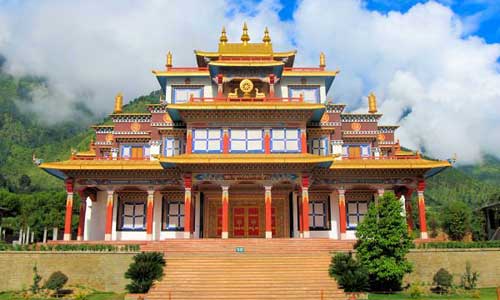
top-left (441, 200), bottom-right (471, 241)
top-left (125, 252), bottom-right (166, 293)
top-left (356, 192), bottom-right (413, 292)
top-left (329, 252), bottom-right (369, 292)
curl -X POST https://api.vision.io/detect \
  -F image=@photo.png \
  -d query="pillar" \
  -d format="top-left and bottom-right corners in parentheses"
top-left (405, 188), bottom-right (414, 232)
top-left (377, 188), bottom-right (384, 198)
top-left (221, 185), bottom-right (229, 239)
top-left (146, 188), bottom-right (155, 240)
top-left (63, 179), bottom-right (74, 241)
top-left (264, 185), bottom-right (272, 239)
top-left (301, 129), bottom-right (307, 154)
top-left (417, 180), bottom-right (428, 239)
top-left (223, 129), bottom-right (229, 154)
top-left (298, 189), bottom-right (303, 237)
top-left (76, 190), bottom-right (87, 241)
top-left (217, 74), bottom-right (223, 97)
top-left (338, 188), bottom-right (347, 240)
top-left (269, 74), bottom-right (275, 97)
top-left (104, 189), bottom-right (114, 241)
top-left (186, 129), bottom-right (192, 154)
top-left (184, 175), bottom-right (192, 239)
top-left (301, 176), bottom-right (310, 238)
top-left (264, 129), bottom-right (271, 154)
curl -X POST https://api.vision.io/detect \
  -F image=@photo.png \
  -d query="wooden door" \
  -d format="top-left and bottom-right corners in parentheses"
top-left (131, 147), bottom-right (143, 159)
top-left (348, 146), bottom-right (361, 158)
top-left (232, 207), bottom-right (260, 237)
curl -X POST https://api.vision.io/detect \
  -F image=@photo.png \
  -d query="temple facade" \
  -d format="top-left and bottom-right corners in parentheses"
top-left (40, 24), bottom-right (450, 242)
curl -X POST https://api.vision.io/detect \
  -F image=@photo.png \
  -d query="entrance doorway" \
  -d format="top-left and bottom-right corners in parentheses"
top-left (233, 207), bottom-right (260, 237)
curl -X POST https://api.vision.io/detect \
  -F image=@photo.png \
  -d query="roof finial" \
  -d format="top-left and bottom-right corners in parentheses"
top-left (263, 27), bottom-right (271, 44)
top-left (220, 26), bottom-right (228, 44)
top-left (368, 92), bottom-right (377, 114)
top-left (241, 22), bottom-right (250, 44)
top-left (114, 92), bottom-right (123, 114)
top-left (166, 51), bottom-right (172, 68)
top-left (319, 52), bottom-right (326, 68)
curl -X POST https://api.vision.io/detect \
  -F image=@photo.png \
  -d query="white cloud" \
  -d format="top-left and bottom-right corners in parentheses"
top-left (0, 0), bottom-right (499, 163)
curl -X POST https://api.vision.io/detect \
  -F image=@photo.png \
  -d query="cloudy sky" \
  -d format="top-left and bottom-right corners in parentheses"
top-left (0, 0), bottom-right (499, 164)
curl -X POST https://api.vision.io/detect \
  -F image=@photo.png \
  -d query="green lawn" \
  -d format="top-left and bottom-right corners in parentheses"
top-left (0, 292), bottom-right (125, 300)
top-left (369, 288), bottom-right (497, 300)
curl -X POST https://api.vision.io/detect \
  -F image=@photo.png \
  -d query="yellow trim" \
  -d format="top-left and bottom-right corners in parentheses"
top-left (161, 153), bottom-right (334, 164)
top-left (282, 70), bottom-right (339, 76)
top-left (39, 160), bottom-right (163, 171)
top-left (91, 125), bottom-right (115, 128)
top-left (167, 102), bottom-right (325, 110)
top-left (109, 113), bottom-right (150, 117)
top-left (330, 159), bottom-right (451, 169)
top-left (208, 61), bottom-right (284, 67)
top-left (152, 70), bottom-right (210, 77)
top-left (194, 50), bottom-right (297, 58)
top-left (395, 150), bottom-right (415, 156)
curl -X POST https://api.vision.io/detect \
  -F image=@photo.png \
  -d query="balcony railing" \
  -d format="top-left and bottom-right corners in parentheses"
top-left (165, 67), bottom-right (209, 72)
top-left (188, 95), bottom-right (305, 103)
top-left (342, 154), bottom-right (421, 160)
top-left (284, 67), bottom-right (325, 72)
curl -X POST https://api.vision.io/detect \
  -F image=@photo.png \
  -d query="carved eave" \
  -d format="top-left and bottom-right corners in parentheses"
top-left (340, 113), bottom-right (382, 122)
top-left (325, 103), bottom-right (347, 113)
top-left (110, 113), bottom-right (152, 123)
top-left (378, 125), bottom-right (400, 133)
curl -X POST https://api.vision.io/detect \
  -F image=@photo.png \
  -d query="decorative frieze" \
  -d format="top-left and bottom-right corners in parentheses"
top-left (341, 114), bottom-right (381, 122)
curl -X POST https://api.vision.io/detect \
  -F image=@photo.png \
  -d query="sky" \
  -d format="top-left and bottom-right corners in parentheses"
top-left (0, 0), bottom-right (499, 164)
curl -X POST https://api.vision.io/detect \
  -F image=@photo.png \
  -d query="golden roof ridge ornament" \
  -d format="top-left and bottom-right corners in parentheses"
top-left (368, 92), bottom-right (377, 114)
top-left (114, 92), bottom-right (123, 114)
top-left (166, 51), bottom-right (172, 68)
top-left (263, 27), bottom-right (271, 44)
top-left (219, 26), bottom-right (228, 44)
top-left (319, 52), bottom-right (326, 68)
top-left (241, 22), bottom-right (250, 45)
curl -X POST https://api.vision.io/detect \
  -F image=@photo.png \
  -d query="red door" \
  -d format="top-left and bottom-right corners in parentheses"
top-left (232, 207), bottom-right (260, 237)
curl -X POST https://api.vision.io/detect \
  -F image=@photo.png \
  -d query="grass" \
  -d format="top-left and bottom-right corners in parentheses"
top-left (368, 287), bottom-right (497, 300)
top-left (0, 291), bottom-right (125, 300)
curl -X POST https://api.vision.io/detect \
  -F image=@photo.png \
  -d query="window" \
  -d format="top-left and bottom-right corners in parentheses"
top-left (162, 196), bottom-right (184, 231)
top-left (288, 86), bottom-right (320, 103)
top-left (117, 198), bottom-right (146, 231)
top-left (271, 129), bottom-right (301, 153)
top-left (172, 86), bottom-right (203, 103)
top-left (309, 197), bottom-right (331, 230)
top-left (230, 129), bottom-right (264, 153)
top-left (309, 138), bottom-right (328, 155)
top-left (192, 128), bottom-right (222, 153)
top-left (342, 144), bottom-right (370, 158)
top-left (121, 144), bottom-right (150, 160)
top-left (346, 200), bottom-right (368, 229)
top-left (164, 137), bottom-right (182, 157)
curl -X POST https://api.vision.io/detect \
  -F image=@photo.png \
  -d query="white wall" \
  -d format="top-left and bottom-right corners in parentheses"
top-left (165, 77), bottom-right (213, 103)
top-left (279, 77), bottom-right (327, 102)
top-left (84, 191), bottom-right (106, 241)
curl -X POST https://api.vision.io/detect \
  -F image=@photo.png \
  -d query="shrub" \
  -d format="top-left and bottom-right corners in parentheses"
top-left (30, 264), bottom-right (42, 294)
top-left (432, 268), bottom-right (453, 294)
top-left (125, 252), bottom-right (166, 293)
top-left (44, 271), bottom-right (68, 295)
top-left (461, 261), bottom-right (479, 290)
top-left (329, 252), bottom-right (369, 292)
top-left (417, 240), bottom-right (500, 249)
top-left (356, 193), bottom-right (413, 292)
top-left (441, 201), bottom-right (471, 241)
top-left (406, 281), bottom-right (427, 299)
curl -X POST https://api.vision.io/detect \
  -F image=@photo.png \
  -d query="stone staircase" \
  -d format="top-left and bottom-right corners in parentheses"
top-left (142, 239), bottom-right (353, 300)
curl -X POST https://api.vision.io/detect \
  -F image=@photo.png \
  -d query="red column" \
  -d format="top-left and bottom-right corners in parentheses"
top-left (417, 180), bottom-right (428, 239)
top-left (269, 74), bottom-right (275, 97)
top-left (301, 176), bottom-right (310, 238)
top-left (221, 185), bottom-right (229, 239)
top-left (217, 74), bottom-right (223, 97)
top-left (183, 175), bottom-right (192, 239)
top-left (146, 189), bottom-right (155, 240)
top-left (264, 185), bottom-right (272, 239)
top-left (63, 179), bottom-right (74, 241)
top-left (264, 129), bottom-right (271, 154)
top-left (76, 190), bottom-right (86, 241)
top-left (223, 129), bottom-right (229, 154)
top-left (405, 188), bottom-right (415, 232)
top-left (186, 129), bottom-right (192, 154)
top-left (338, 188), bottom-right (347, 240)
top-left (104, 189), bottom-right (114, 241)
top-left (301, 129), bottom-right (307, 154)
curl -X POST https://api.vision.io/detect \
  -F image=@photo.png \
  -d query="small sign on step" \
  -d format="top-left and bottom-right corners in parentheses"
top-left (235, 247), bottom-right (245, 253)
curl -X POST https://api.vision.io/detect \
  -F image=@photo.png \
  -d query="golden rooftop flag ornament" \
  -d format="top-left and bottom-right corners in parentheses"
top-left (319, 52), bottom-right (326, 68)
top-left (368, 92), bottom-right (377, 114)
top-left (263, 27), bottom-right (271, 44)
top-left (166, 51), bottom-right (172, 68)
top-left (220, 26), bottom-right (228, 44)
top-left (114, 92), bottom-right (123, 114)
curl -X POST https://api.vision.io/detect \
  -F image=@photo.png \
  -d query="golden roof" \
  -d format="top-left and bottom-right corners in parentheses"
top-left (161, 153), bottom-right (334, 164)
top-left (329, 159), bottom-right (451, 170)
top-left (152, 69), bottom-right (210, 77)
top-left (167, 102), bottom-right (325, 111)
top-left (39, 160), bottom-right (163, 171)
top-left (208, 60), bottom-right (284, 67)
top-left (282, 70), bottom-right (339, 77)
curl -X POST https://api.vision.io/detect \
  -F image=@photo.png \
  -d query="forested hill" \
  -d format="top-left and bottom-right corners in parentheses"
top-left (0, 68), bottom-right (498, 209)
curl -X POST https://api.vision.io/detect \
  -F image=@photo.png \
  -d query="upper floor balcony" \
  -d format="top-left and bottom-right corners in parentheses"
top-left (187, 95), bottom-right (305, 103)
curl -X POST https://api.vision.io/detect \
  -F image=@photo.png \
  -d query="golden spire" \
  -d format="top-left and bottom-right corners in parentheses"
top-left (166, 51), bottom-right (172, 68)
top-left (368, 92), bottom-right (377, 114)
top-left (319, 52), bottom-right (326, 68)
top-left (220, 26), bottom-right (228, 44)
top-left (114, 92), bottom-right (123, 114)
top-left (262, 27), bottom-right (271, 44)
top-left (241, 22), bottom-right (250, 44)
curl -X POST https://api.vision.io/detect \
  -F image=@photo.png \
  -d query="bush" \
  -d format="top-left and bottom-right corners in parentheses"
top-left (356, 193), bottom-right (413, 292)
top-left (461, 261), bottom-right (479, 290)
top-left (329, 252), bottom-right (369, 292)
top-left (416, 240), bottom-right (500, 249)
top-left (441, 201), bottom-right (471, 241)
top-left (406, 281), bottom-right (427, 299)
top-left (44, 271), bottom-right (68, 295)
top-left (30, 264), bottom-right (42, 294)
top-left (125, 252), bottom-right (166, 293)
top-left (432, 268), bottom-right (453, 294)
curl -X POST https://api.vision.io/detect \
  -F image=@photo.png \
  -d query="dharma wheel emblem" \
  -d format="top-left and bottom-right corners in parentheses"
top-left (351, 122), bottom-right (361, 131)
top-left (240, 79), bottom-right (254, 94)
top-left (378, 133), bottom-right (385, 141)
top-left (320, 113), bottom-right (330, 123)
top-left (105, 133), bottom-right (113, 143)
top-left (163, 113), bottom-right (172, 123)
top-left (131, 122), bottom-right (141, 132)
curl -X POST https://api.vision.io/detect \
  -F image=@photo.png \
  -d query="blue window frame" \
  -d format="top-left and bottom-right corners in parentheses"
top-left (308, 137), bottom-right (329, 155)
top-left (346, 200), bottom-right (368, 229)
top-left (172, 86), bottom-right (203, 103)
top-left (309, 198), bottom-right (331, 230)
top-left (163, 137), bottom-right (182, 157)
top-left (229, 129), bottom-right (264, 153)
top-left (162, 196), bottom-right (184, 231)
top-left (192, 128), bottom-right (222, 153)
top-left (120, 144), bottom-right (151, 159)
top-left (118, 199), bottom-right (146, 231)
top-left (288, 86), bottom-right (320, 103)
top-left (271, 129), bottom-right (301, 153)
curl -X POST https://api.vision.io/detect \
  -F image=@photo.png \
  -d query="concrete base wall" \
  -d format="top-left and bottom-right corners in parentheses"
top-left (406, 248), bottom-right (500, 288)
top-left (0, 252), bottom-right (135, 292)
